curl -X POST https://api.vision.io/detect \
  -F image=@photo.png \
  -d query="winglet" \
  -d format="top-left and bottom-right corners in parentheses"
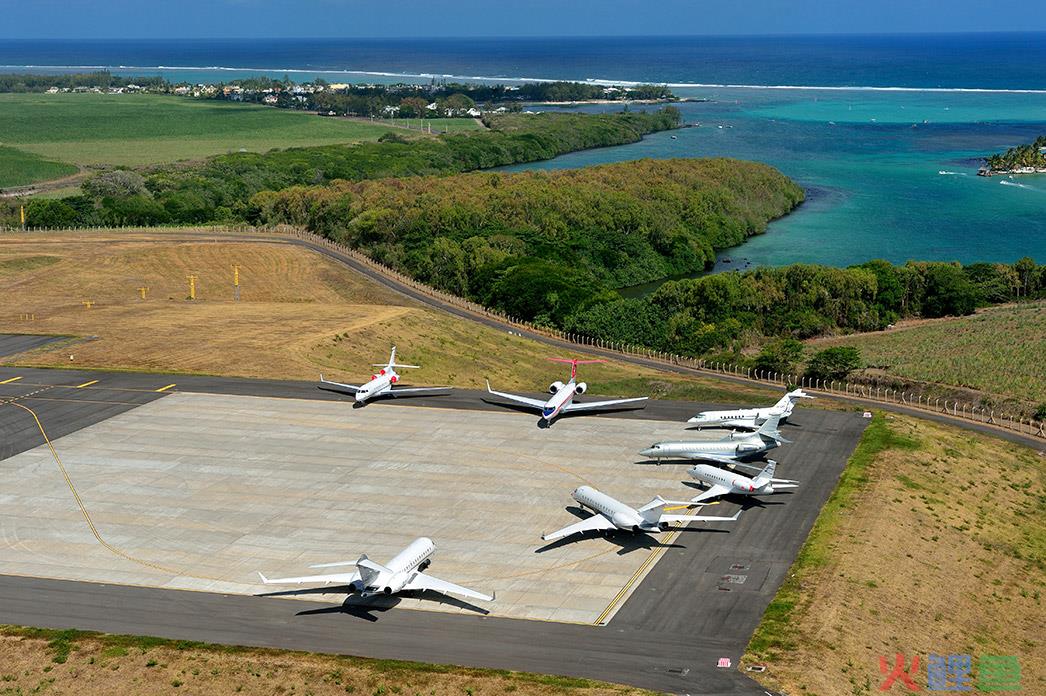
top-left (731, 509), bottom-right (743, 521)
top-left (257, 571), bottom-right (269, 584)
top-left (485, 379), bottom-right (493, 393)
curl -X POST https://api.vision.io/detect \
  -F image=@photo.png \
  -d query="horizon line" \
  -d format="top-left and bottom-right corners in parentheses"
top-left (3, 30), bottom-right (1046, 41)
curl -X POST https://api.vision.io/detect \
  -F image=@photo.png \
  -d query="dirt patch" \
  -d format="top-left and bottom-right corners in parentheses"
top-left (0, 630), bottom-right (649, 696)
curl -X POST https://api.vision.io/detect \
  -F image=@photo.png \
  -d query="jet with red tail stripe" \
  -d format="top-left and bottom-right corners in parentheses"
top-left (484, 358), bottom-right (647, 425)
top-left (318, 346), bottom-right (451, 403)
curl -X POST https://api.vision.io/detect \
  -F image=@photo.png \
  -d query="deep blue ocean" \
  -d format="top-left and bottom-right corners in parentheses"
top-left (2, 35), bottom-right (1044, 269)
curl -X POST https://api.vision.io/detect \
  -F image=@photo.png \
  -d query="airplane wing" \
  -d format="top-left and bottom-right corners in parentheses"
top-left (688, 484), bottom-right (732, 504)
top-left (484, 380), bottom-right (547, 409)
top-left (317, 375), bottom-right (360, 394)
top-left (562, 396), bottom-right (648, 412)
top-left (387, 386), bottom-right (452, 396)
top-left (404, 571), bottom-right (493, 602)
top-left (659, 509), bottom-right (742, 524)
top-left (718, 419), bottom-right (760, 430)
top-left (682, 453), bottom-right (740, 465)
top-left (257, 569), bottom-right (360, 586)
top-left (541, 513), bottom-right (615, 541)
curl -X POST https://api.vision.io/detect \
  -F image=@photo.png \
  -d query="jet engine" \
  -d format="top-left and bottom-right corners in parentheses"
top-left (575, 382), bottom-right (587, 395)
top-left (737, 443), bottom-right (761, 453)
top-left (659, 521), bottom-right (670, 531)
top-left (548, 380), bottom-right (565, 394)
top-left (350, 581), bottom-right (364, 594)
top-left (382, 586), bottom-right (393, 595)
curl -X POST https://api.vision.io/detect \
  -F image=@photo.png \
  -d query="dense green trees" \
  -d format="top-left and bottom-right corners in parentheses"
top-left (24, 110), bottom-right (681, 229)
top-left (253, 157), bottom-right (802, 305)
top-left (984, 135), bottom-right (1046, 173)
top-left (805, 347), bottom-right (862, 382)
top-left (565, 258), bottom-right (1045, 360)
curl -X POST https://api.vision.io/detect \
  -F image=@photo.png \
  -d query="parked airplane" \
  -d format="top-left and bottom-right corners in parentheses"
top-left (318, 346), bottom-right (450, 403)
top-left (685, 459), bottom-right (799, 504)
top-left (541, 485), bottom-right (740, 541)
top-left (687, 388), bottom-right (813, 429)
top-left (257, 537), bottom-right (493, 602)
top-left (639, 414), bottom-right (789, 465)
top-left (484, 358), bottom-right (647, 424)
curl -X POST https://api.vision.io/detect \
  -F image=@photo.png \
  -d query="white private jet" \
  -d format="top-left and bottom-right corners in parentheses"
top-left (541, 485), bottom-right (740, 541)
top-left (318, 346), bottom-right (451, 403)
top-left (484, 358), bottom-right (647, 424)
top-left (685, 459), bottom-right (800, 504)
top-left (640, 414), bottom-right (789, 465)
top-left (257, 537), bottom-right (493, 602)
top-left (687, 388), bottom-right (813, 429)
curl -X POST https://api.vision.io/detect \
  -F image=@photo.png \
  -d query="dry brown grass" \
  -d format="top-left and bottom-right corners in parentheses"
top-left (0, 631), bottom-right (650, 696)
top-left (0, 232), bottom-right (771, 402)
top-left (746, 414), bottom-right (1045, 696)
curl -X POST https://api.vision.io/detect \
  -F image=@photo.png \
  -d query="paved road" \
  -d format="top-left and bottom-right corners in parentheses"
top-left (0, 364), bottom-right (863, 694)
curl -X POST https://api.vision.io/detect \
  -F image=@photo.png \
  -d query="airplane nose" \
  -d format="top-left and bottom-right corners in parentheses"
top-left (639, 448), bottom-right (655, 457)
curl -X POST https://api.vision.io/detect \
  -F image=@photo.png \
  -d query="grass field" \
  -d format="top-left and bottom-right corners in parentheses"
top-left (746, 413), bottom-right (1044, 695)
top-left (0, 231), bottom-right (773, 403)
top-left (0, 627), bottom-right (650, 696)
top-left (810, 302), bottom-right (1046, 407)
top-left (0, 144), bottom-right (78, 188)
top-left (0, 93), bottom-right (404, 168)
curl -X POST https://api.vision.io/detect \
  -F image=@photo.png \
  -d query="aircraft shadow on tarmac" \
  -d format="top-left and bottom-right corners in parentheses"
top-left (534, 506), bottom-right (730, 555)
top-left (480, 397), bottom-right (647, 429)
top-left (258, 587), bottom-right (489, 622)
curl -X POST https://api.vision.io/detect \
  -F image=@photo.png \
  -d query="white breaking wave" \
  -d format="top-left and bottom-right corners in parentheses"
top-left (938, 170), bottom-right (968, 176)
top-left (2, 63), bottom-right (1045, 94)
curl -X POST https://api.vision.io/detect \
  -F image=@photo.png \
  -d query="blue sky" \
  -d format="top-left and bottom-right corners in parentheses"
top-left (2, 0), bottom-right (1044, 38)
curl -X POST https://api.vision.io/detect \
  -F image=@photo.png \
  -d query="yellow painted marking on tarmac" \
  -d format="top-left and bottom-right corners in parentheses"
top-left (155, 383), bottom-right (177, 392)
top-left (593, 527), bottom-right (681, 626)
top-left (74, 379), bottom-right (99, 389)
top-left (0, 376), bottom-right (23, 384)
top-left (2, 400), bottom-right (224, 583)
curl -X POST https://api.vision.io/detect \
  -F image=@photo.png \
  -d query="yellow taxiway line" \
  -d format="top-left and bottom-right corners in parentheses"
top-left (155, 383), bottom-right (177, 392)
top-left (75, 379), bottom-right (99, 389)
top-left (0, 376), bottom-right (23, 384)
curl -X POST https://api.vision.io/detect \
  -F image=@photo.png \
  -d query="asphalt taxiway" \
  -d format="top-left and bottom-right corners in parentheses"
top-left (0, 365), bottom-right (866, 694)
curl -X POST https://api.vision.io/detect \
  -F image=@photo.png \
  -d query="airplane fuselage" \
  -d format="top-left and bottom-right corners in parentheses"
top-left (542, 379), bottom-right (578, 421)
top-left (361, 536), bottom-right (435, 596)
top-left (641, 436), bottom-right (775, 462)
top-left (689, 464), bottom-right (770, 495)
top-left (571, 485), bottom-right (660, 533)
top-left (354, 368), bottom-right (400, 402)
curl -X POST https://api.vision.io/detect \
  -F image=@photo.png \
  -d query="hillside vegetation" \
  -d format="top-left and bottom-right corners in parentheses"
top-left (565, 257), bottom-right (1046, 360)
top-left (0, 231), bottom-right (773, 404)
top-left (746, 413), bottom-right (1044, 695)
top-left (811, 300), bottom-right (1046, 406)
top-left (17, 109), bottom-right (681, 227)
top-left (254, 157), bottom-right (804, 316)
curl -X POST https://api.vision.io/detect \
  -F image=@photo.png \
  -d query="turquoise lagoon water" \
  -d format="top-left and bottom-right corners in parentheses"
top-left (504, 88), bottom-right (1046, 271)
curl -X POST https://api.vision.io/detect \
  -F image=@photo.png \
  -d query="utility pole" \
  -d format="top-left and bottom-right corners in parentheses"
top-left (138, 286), bottom-right (148, 300)
top-left (232, 264), bottom-right (240, 301)
top-left (187, 274), bottom-right (197, 301)
top-left (19, 205), bottom-right (26, 231)
top-left (82, 300), bottom-right (94, 310)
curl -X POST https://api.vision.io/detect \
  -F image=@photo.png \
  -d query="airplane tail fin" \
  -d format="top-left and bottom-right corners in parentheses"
top-left (756, 414), bottom-right (789, 444)
top-left (373, 346), bottom-right (420, 370)
top-left (638, 495), bottom-right (668, 524)
top-left (753, 459), bottom-right (777, 487)
top-left (353, 554), bottom-right (391, 585)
